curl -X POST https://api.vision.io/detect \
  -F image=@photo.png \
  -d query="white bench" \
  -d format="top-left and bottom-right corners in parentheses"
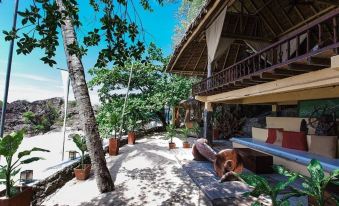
top-left (231, 137), bottom-right (339, 174)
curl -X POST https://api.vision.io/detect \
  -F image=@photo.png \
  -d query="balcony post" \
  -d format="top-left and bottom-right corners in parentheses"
top-left (203, 102), bottom-right (213, 145)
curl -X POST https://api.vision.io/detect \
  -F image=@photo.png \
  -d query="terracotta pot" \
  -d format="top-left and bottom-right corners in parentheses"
top-left (128, 132), bottom-right (136, 145)
top-left (109, 138), bottom-right (119, 156)
top-left (0, 187), bottom-right (33, 206)
top-left (308, 191), bottom-right (337, 206)
top-left (183, 142), bottom-right (191, 148)
top-left (74, 164), bottom-right (91, 180)
top-left (169, 142), bottom-right (176, 150)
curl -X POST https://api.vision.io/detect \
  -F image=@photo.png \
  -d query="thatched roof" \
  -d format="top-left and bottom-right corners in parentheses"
top-left (167, 0), bottom-right (338, 76)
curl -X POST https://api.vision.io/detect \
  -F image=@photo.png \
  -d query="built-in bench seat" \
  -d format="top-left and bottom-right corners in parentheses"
top-left (231, 137), bottom-right (339, 173)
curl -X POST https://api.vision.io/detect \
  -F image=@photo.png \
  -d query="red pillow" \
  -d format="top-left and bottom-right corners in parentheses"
top-left (266, 128), bottom-right (283, 144)
top-left (282, 131), bottom-right (308, 151)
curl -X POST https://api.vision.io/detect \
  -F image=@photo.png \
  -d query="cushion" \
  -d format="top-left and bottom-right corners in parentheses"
top-left (252, 127), bottom-right (268, 142)
top-left (309, 135), bottom-right (337, 158)
top-left (266, 128), bottom-right (283, 144)
top-left (273, 129), bottom-right (284, 147)
top-left (282, 131), bottom-right (308, 151)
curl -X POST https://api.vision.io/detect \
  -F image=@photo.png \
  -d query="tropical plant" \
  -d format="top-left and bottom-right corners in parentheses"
top-left (180, 127), bottom-right (191, 143)
top-left (283, 159), bottom-right (339, 206)
top-left (191, 122), bottom-right (201, 136)
top-left (0, 130), bottom-right (49, 197)
top-left (165, 125), bottom-right (176, 144)
top-left (72, 134), bottom-right (88, 169)
top-left (239, 165), bottom-right (298, 206)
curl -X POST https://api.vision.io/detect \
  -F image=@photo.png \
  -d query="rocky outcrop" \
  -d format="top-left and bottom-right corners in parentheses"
top-left (0, 97), bottom-right (84, 136)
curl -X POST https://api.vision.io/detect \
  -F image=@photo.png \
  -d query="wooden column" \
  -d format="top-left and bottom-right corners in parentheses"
top-left (203, 102), bottom-right (213, 145)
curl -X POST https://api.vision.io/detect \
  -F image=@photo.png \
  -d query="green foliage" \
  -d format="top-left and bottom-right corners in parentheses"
top-left (23, 111), bottom-right (35, 124)
top-left (284, 159), bottom-right (339, 206)
top-left (90, 44), bottom-right (196, 133)
top-left (240, 160), bottom-right (339, 206)
top-left (96, 105), bottom-right (122, 139)
top-left (239, 165), bottom-right (298, 206)
top-left (165, 125), bottom-right (176, 143)
top-left (180, 127), bottom-right (191, 143)
top-left (22, 104), bottom-right (59, 134)
top-left (172, 0), bottom-right (206, 46)
top-left (4, 0), bottom-right (168, 68)
top-left (72, 134), bottom-right (88, 169)
top-left (0, 130), bottom-right (49, 197)
top-left (191, 122), bottom-right (201, 136)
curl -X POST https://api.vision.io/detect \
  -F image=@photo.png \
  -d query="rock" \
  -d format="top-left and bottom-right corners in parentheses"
top-left (0, 97), bottom-right (86, 136)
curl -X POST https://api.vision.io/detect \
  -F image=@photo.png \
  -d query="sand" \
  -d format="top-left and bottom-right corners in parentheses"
top-left (42, 134), bottom-right (207, 206)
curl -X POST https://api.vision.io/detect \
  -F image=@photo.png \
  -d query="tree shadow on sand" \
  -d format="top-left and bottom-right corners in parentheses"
top-left (80, 135), bottom-right (207, 206)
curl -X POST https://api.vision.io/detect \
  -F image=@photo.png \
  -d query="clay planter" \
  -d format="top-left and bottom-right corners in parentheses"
top-left (0, 187), bottom-right (33, 206)
top-left (74, 164), bottom-right (91, 180)
top-left (128, 132), bottom-right (136, 145)
top-left (169, 142), bottom-right (176, 150)
top-left (109, 138), bottom-right (120, 156)
top-left (308, 191), bottom-right (337, 206)
top-left (183, 142), bottom-right (191, 148)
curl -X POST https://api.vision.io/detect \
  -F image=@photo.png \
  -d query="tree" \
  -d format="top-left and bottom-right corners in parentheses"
top-left (89, 44), bottom-right (196, 130)
top-left (172, 0), bottom-right (206, 46)
top-left (3, 0), bottom-right (166, 193)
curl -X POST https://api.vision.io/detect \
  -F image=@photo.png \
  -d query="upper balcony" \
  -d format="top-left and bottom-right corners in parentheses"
top-left (166, 1), bottom-right (339, 97)
top-left (192, 9), bottom-right (339, 96)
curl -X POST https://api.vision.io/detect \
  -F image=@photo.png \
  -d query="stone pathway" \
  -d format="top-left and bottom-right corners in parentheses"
top-left (42, 133), bottom-right (207, 206)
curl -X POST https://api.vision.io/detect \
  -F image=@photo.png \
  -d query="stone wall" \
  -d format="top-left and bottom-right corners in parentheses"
top-left (32, 155), bottom-right (90, 206)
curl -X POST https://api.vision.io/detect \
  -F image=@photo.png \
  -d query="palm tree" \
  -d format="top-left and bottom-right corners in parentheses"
top-left (55, 0), bottom-right (114, 192)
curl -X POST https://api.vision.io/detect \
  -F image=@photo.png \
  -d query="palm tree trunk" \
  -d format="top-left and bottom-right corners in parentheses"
top-left (56, 0), bottom-right (114, 193)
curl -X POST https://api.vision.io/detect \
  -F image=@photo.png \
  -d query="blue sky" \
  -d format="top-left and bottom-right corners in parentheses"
top-left (0, 0), bottom-right (180, 104)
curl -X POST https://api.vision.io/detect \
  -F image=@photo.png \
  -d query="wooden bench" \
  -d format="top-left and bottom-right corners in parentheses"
top-left (235, 148), bottom-right (273, 174)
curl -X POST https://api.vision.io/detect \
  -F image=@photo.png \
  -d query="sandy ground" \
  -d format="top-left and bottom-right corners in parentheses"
top-left (42, 134), bottom-right (207, 206)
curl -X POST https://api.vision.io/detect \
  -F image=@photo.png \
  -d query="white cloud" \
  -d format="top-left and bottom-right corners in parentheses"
top-left (0, 72), bottom-right (60, 84)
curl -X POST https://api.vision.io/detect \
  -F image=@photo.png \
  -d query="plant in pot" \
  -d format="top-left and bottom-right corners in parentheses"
top-left (282, 159), bottom-right (339, 206)
top-left (180, 127), bottom-right (191, 148)
top-left (166, 125), bottom-right (176, 149)
top-left (127, 118), bottom-right (138, 145)
top-left (108, 113), bottom-right (120, 156)
top-left (238, 165), bottom-right (298, 206)
top-left (72, 134), bottom-right (91, 180)
top-left (0, 130), bottom-right (49, 206)
top-left (191, 122), bottom-right (201, 138)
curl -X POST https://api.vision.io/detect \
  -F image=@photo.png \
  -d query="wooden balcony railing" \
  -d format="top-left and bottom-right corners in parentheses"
top-left (192, 9), bottom-right (339, 96)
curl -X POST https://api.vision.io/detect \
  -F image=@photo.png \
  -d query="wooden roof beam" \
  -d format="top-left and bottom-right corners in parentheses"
top-left (191, 45), bottom-right (206, 75)
top-left (221, 32), bottom-right (272, 42)
top-left (316, 0), bottom-right (339, 6)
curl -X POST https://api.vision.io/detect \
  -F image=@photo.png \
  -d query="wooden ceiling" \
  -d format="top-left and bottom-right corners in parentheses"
top-left (167, 0), bottom-right (338, 76)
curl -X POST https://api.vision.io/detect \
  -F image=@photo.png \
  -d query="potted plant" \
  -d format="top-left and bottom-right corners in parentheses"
top-left (166, 125), bottom-right (176, 149)
top-left (108, 113), bottom-right (120, 156)
top-left (191, 122), bottom-right (201, 138)
top-left (72, 134), bottom-right (91, 180)
top-left (285, 159), bottom-right (339, 206)
top-left (127, 118), bottom-right (137, 145)
top-left (180, 127), bottom-right (191, 148)
top-left (0, 130), bottom-right (49, 206)
top-left (239, 165), bottom-right (298, 206)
